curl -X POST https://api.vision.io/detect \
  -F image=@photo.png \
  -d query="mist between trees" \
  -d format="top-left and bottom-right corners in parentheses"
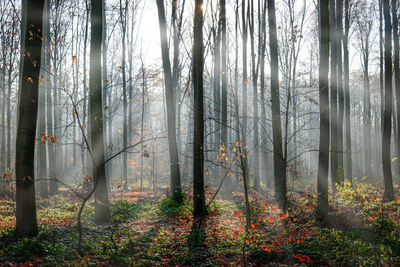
top-left (0, 0), bottom-right (399, 265)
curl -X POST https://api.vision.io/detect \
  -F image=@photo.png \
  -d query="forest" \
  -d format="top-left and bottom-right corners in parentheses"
top-left (0, 0), bottom-right (400, 266)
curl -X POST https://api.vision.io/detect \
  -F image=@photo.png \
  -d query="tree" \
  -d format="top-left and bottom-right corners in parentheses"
top-left (156, 0), bottom-right (183, 203)
top-left (343, 0), bottom-right (352, 181)
top-left (119, 0), bottom-right (129, 190)
top-left (393, 0), bottom-right (400, 184)
top-left (90, 0), bottom-right (110, 222)
top-left (15, 0), bottom-right (45, 236)
top-left (268, 0), bottom-right (286, 210)
top-left (336, 0), bottom-right (344, 171)
top-left (354, 0), bottom-right (373, 178)
top-left (382, 0), bottom-right (394, 202)
top-left (193, 0), bottom-right (207, 222)
top-left (316, 0), bottom-right (330, 220)
top-left (220, 0), bottom-right (228, 153)
top-left (330, 0), bottom-right (338, 191)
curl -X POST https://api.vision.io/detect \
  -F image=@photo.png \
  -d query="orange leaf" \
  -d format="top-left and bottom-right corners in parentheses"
top-left (209, 209), bottom-right (218, 217)
top-left (27, 77), bottom-right (33, 83)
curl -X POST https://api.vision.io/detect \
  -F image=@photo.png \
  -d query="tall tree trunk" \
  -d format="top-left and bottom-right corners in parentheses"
top-left (193, 0), bottom-right (206, 220)
top-left (380, 0), bottom-right (385, 135)
top-left (393, 0), bottom-right (400, 185)
top-left (343, 0), bottom-right (352, 181)
top-left (363, 45), bottom-right (371, 178)
top-left (15, 0), bottom-right (45, 237)
top-left (383, 0), bottom-right (394, 202)
top-left (260, 0), bottom-right (268, 187)
top-left (43, 0), bottom-right (57, 195)
top-left (250, 0), bottom-right (260, 189)
top-left (316, 0), bottom-right (330, 220)
top-left (213, 14), bottom-right (221, 167)
top-left (90, 0), bottom-right (110, 222)
top-left (156, 0), bottom-right (183, 203)
top-left (337, 0), bottom-right (344, 172)
top-left (37, 2), bottom-right (48, 198)
top-left (119, 0), bottom-right (128, 190)
top-left (268, 0), bottom-right (286, 210)
top-left (102, 0), bottom-right (111, 182)
top-left (329, 0), bottom-right (338, 191)
top-left (220, 0), bottom-right (228, 151)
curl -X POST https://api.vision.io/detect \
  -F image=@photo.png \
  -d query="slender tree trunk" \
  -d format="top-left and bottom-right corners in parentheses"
top-left (393, 0), bottom-right (400, 185)
top-left (15, 0), bottom-right (45, 237)
top-left (43, 0), bottom-right (57, 195)
top-left (213, 15), bottom-right (221, 167)
top-left (90, 0), bottom-right (110, 222)
top-left (363, 48), bottom-right (371, 178)
top-left (383, 0), bottom-right (394, 202)
top-left (102, 0), bottom-right (111, 183)
top-left (250, 0), bottom-right (260, 189)
top-left (344, 0), bottom-right (352, 181)
top-left (330, 0), bottom-right (338, 191)
top-left (156, 0), bottom-right (183, 203)
top-left (37, 6), bottom-right (48, 198)
top-left (380, 0), bottom-right (385, 135)
top-left (337, 0), bottom-right (344, 172)
top-left (119, 0), bottom-right (128, 190)
top-left (221, 0), bottom-right (228, 150)
top-left (317, 0), bottom-right (330, 220)
top-left (260, 0), bottom-right (268, 188)
top-left (268, 0), bottom-right (286, 210)
top-left (193, 0), bottom-right (207, 220)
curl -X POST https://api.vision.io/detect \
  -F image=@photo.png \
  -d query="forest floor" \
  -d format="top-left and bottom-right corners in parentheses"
top-left (1, 180), bottom-right (400, 266)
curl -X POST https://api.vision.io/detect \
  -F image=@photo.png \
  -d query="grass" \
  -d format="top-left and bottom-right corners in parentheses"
top-left (0, 183), bottom-right (400, 266)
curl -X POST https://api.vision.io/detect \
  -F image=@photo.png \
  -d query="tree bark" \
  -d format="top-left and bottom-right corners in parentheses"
top-left (193, 0), bottom-right (206, 219)
top-left (382, 0), bottom-right (394, 202)
top-left (90, 0), bottom-right (110, 222)
top-left (268, 0), bottom-right (286, 210)
top-left (343, 0), bottom-right (352, 181)
top-left (316, 0), bottom-right (330, 220)
top-left (393, 0), bottom-right (400, 185)
top-left (15, 0), bottom-right (45, 237)
top-left (156, 0), bottom-right (183, 203)
top-left (329, 0), bottom-right (338, 191)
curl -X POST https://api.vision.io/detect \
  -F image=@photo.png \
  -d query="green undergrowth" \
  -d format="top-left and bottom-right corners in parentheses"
top-left (0, 185), bottom-right (399, 266)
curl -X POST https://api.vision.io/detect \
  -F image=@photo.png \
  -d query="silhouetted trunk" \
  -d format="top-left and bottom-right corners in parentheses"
top-left (268, 0), bottom-right (286, 210)
top-left (380, 0), bottom-right (384, 134)
top-left (383, 0), bottom-right (394, 202)
top-left (337, 0), bottom-right (344, 172)
top-left (330, 0), bottom-right (338, 191)
top-left (221, 0), bottom-right (228, 149)
top-left (90, 0), bottom-right (110, 222)
top-left (344, 0), bottom-right (351, 181)
top-left (393, 0), bottom-right (400, 184)
top-left (250, 0), bottom-right (260, 189)
top-left (316, 0), bottom-right (330, 220)
top-left (15, 0), bottom-right (45, 237)
top-left (260, 0), bottom-right (268, 188)
top-left (193, 0), bottom-right (206, 220)
top-left (156, 0), bottom-right (183, 203)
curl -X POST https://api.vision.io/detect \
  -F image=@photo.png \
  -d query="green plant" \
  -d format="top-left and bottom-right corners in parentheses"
top-left (159, 193), bottom-right (190, 217)
top-left (111, 200), bottom-right (140, 222)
